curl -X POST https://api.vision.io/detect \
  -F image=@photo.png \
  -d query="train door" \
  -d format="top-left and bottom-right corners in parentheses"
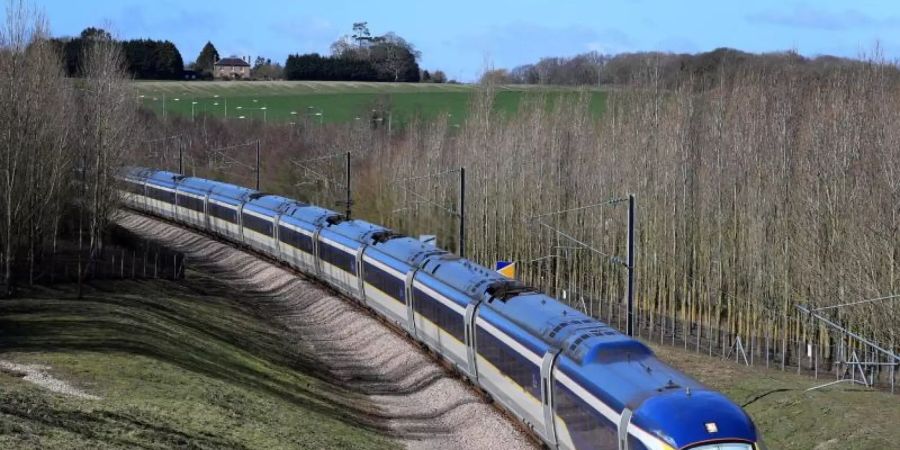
top-left (355, 245), bottom-right (367, 305)
top-left (463, 300), bottom-right (482, 380)
top-left (541, 350), bottom-right (561, 447)
top-left (404, 269), bottom-right (418, 336)
top-left (312, 227), bottom-right (322, 278)
top-left (617, 408), bottom-right (633, 450)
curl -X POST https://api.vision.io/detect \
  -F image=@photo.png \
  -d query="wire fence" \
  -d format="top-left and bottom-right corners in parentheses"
top-left (563, 294), bottom-right (899, 394)
top-left (0, 226), bottom-right (184, 287)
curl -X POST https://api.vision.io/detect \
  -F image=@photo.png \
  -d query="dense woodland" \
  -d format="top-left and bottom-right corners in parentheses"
top-left (286, 23), bottom-right (421, 82)
top-left (491, 47), bottom-right (900, 88)
top-left (50, 27), bottom-right (184, 80)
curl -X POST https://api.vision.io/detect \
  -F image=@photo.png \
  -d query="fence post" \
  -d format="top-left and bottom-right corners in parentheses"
top-left (815, 343), bottom-right (819, 379)
top-left (750, 335), bottom-right (755, 366)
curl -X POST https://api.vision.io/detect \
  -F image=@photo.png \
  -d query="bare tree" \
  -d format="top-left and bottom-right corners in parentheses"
top-left (75, 35), bottom-right (136, 297)
top-left (0, 0), bottom-right (75, 295)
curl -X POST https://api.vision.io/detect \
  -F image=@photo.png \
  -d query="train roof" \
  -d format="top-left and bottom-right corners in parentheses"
top-left (145, 169), bottom-right (182, 187)
top-left (244, 194), bottom-right (306, 213)
top-left (369, 235), bottom-right (448, 267)
top-left (420, 257), bottom-right (517, 299)
top-left (323, 219), bottom-right (389, 244)
top-left (176, 176), bottom-right (224, 193)
top-left (208, 181), bottom-right (255, 202)
top-left (483, 293), bottom-right (651, 365)
top-left (283, 204), bottom-right (340, 227)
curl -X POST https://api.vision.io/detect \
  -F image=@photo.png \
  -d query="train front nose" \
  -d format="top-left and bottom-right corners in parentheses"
top-left (629, 389), bottom-right (760, 449)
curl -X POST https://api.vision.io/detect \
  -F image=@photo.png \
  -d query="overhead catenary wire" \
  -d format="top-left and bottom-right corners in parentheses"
top-left (391, 167), bottom-right (465, 256)
top-left (526, 195), bottom-right (637, 336)
top-left (203, 141), bottom-right (262, 188)
top-left (291, 151), bottom-right (351, 190)
top-left (812, 293), bottom-right (900, 312)
top-left (291, 151), bottom-right (353, 217)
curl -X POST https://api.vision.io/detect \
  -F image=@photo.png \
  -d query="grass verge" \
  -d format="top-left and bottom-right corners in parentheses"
top-left (0, 280), bottom-right (396, 449)
top-left (653, 343), bottom-right (900, 450)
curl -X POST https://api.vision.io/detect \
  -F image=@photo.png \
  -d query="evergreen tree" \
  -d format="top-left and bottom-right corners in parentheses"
top-left (196, 41), bottom-right (219, 75)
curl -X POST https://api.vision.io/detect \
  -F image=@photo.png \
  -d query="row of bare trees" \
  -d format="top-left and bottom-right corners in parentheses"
top-left (148, 51), bottom-right (899, 369)
top-left (0, 1), bottom-right (135, 296)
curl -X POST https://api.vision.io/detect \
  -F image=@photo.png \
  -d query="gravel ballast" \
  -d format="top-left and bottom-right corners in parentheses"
top-left (118, 213), bottom-right (535, 450)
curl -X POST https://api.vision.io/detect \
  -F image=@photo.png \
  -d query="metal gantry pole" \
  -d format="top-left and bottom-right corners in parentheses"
top-left (255, 140), bottom-right (261, 190)
top-left (626, 194), bottom-right (636, 337)
top-left (178, 137), bottom-right (184, 175)
top-left (458, 167), bottom-right (466, 258)
top-left (345, 151), bottom-right (352, 219)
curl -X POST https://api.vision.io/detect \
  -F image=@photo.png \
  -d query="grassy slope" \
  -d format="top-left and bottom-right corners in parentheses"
top-left (0, 280), bottom-right (396, 450)
top-left (4, 272), bottom-right (894, 449)
top-left (652, 343), bottom-right (900, 450)
top-left (133, 81), bottom-right (607, 124)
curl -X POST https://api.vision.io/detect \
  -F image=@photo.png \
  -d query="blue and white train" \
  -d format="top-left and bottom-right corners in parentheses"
top-left (119, 167), bottom-right (764, 450)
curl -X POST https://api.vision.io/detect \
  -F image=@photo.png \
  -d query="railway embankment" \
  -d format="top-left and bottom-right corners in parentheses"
top-left (0, 212), bottom-right (532, 449)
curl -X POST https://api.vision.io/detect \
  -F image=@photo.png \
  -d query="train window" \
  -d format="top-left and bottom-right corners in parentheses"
top-left (279, 226), bottom-right (313, 253)
top-left (319, 242), bottom-right (356, 274)
top-left (178, 194), bottom-right (205, 212)
top-left (243, 213), bottom-right (273, 236)
top-left (475, 326), bottom-right (540, 398)
top-left (413, 288), bottom-right (464, 341)
top-left (553, 379), bottom-right (618, 448)
top-left (209, 203), bottom-right (237, 223)
top-left (364, 262), bottom-right (405, 303)
top-left (148, 186), bottom-right (175, 203)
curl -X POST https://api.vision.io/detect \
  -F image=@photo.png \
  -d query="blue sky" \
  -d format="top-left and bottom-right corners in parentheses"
top-left (39, 0), bottom-right (900, 81)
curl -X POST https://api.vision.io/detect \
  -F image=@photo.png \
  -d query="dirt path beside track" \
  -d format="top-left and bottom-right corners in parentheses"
top-left (117, 212), bottom-right (535, 450)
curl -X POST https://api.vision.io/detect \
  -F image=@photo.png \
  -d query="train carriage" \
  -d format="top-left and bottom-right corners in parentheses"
top-left (241, 194), bottom-right (297, 257)
top-left (357, 240), bottom-right (416, 327)
top-left (118, 167), bottom-right (151, 210)
top-left (143, 170), bottom-right (180, 219)
top-left (174, 177), bottom-right (216, 229)
top-left (316, 219), bottom-right (387, 299)
top-left (278, 204), bottom-right (334, 274)
top-left (409, 267), bottom-right (472, 371)
top-left (206, 183), bottom-right (252, 243)
top-left (473, 304), bottom-right (549, 436)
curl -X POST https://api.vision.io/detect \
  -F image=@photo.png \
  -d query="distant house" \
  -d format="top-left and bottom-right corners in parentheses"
top-left (214, 56), bottom-right (251, 79)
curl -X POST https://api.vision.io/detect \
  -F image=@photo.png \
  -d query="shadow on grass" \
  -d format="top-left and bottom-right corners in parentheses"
top-left (0, 389), bottom-right (248, 449)
top-left (0, 279), bottom-right (393, 436)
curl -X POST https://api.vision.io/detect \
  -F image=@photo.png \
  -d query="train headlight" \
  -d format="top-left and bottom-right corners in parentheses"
top-left (704, 422), bottom-right (718, 434)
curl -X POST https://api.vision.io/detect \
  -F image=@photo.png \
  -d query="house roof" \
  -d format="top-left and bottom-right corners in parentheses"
top-left (215, 57), bottom-right (250, 67)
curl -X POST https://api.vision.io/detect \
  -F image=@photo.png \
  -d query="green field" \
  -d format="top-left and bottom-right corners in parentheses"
top-left (133, 81), bottom-right (607, 125)
top-left (0, 280), bottom-right (396, 449)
